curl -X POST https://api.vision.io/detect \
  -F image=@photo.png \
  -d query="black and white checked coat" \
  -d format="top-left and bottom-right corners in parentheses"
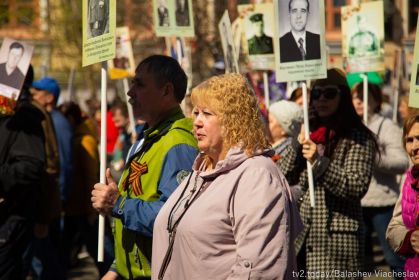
top-left (279, 128), bottom-right (376, 280)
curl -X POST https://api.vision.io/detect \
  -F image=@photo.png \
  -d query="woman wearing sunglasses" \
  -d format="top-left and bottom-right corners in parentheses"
top-left (279, 68), bottom-right (378, 278)
top-left (152, 74), bottom-right (302, 279)
top-left (352, 82), bottom-right (408, 278)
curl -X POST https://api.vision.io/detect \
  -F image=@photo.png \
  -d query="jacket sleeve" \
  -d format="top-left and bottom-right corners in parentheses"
top-left (112, 144), bottom-right (198, 237)
top-left (227, 165), bottom-right (296, 279)
top-left (319, 132), bottom-right (376, 199)
top-left (386, 191), bottom-right (411, 254)
top-left (375, 120), bottom-right (409, 175)
top-left (55, 118), bottom-right (73, 201)
top-left (278, 138), bottom-right (306, 186)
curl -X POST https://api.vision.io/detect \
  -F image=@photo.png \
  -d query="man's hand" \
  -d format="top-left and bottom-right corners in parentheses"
top-left (92, 168), bottom-right (120, 216)
top-left (410, 230), bottom-right (419, 254)
top-left (101, 271), bottom-right (118, 280)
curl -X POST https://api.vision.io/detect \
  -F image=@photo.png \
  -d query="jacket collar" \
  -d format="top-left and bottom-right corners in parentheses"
top-left (193, 147), bottom-right (274, 179)
top-left (143, 106), bottom-right (184, 140)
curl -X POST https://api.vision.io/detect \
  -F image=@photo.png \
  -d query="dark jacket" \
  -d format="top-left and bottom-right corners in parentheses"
top-left (0, 101), bottom-right (45, 222)
top-left (279, 31), bottom-right (321, 63)
top-left (31, 101), bottom-right (62, 224)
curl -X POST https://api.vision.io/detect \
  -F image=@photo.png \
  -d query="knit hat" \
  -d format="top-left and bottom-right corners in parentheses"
top-left (312, 68), bottom-right (348, 89)
top-left (32, 77), bottom-right (61, 100)
top-left (269, 100), bottom-right (303, 137)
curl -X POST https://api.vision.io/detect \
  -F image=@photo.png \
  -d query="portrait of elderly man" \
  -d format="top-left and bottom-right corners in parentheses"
top-left (88, 0), bottom-right (109, 38)
top-left (247, 13), bottom-right (273, 55)
top-left (279, 0), bottom-right (321, 63)
top-left (157, 0), bottom-right (170, 27)
top-left (175, 0), bottom-right (190, 26)
top-left (0, 42), bottom-right (25, 90)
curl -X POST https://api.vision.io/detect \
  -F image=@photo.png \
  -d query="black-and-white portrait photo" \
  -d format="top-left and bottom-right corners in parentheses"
top-left (279, 0), bottom-right (321, 63)
top-left (0, 42), bottom-right (25, 90)
top-left (247, 13), bottom-right (273, 55)
top-left (0, 38), bottom-right (33, 99)
top-left (175, 0), bottom-right (190, 26)
top-left (88, 0), bottom-right (110, 38)
top-left (113, 36), bottom-right (130, 70)
top-left (220, 21), bottom-right (238, 73)
top-left (157, 0), bottom-right (170, 27)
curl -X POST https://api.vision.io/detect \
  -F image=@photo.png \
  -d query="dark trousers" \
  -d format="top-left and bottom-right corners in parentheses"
top-left (63, 215), bottom-right (114, 276)
top-left (363, 206), bottom-right (405, 280)
top-left (0, 216), bottom-right (31, 280)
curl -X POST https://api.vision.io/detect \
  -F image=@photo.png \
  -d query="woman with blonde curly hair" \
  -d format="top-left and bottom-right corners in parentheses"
top-left (152, 73), bottom-right (302, 279)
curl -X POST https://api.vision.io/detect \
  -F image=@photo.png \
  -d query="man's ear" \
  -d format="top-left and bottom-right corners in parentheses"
top-left (163, 82), bottom-right (175, 98)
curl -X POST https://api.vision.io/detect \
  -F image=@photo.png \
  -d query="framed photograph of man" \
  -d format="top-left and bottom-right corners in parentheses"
top-left (82, 0), bottom-right (116, 67)
top-left (408, 17), bottom-right (419, 108)
top-left (218, 11), bottom-right (240, 74)
top-left (274, 0), bottom-right (327, 82)
top-left (108, 27), bottom-right (135, 80)
top-left (153, 0), bottom-right (195, 37)
top-left (391, 48), bottom-right (402, 89)
top-left (87, 0), bottom-right (110, 39)
top-left (238, 3), bottom-right (275, 70)
top-left (0, 38), bottom-right (33, 101)
top-left (341, 1), bottom-right (385, 74)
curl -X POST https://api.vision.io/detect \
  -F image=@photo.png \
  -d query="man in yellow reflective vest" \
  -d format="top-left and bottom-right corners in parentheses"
top-left (92, 55), bottom-right (198, 279)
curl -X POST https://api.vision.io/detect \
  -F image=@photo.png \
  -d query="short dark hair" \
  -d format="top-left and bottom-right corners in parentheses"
top-left (9, 41), bottom-right (24, 52)
top-left (136, 55), bottom-right (187, 103)
top-left (289, 0), bottom-right (310, 13)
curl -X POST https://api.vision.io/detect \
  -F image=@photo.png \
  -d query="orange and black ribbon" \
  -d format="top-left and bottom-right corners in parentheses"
top-left (122, 161), bottom-right (148, 196)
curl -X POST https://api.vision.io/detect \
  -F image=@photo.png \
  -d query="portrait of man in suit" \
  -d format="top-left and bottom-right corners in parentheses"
top-left (175, 0), bottom-right (190, 26)
top-left (279, 0), bottom-right (321, 63)
top-left (88, 0), bottom-right (109, 38)
top-left (247, 13), bottom-right (273, 55)
top-left (157, 0), bottom-right (170, 27)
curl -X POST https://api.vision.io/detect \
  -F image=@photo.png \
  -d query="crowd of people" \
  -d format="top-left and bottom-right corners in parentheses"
top-left (1, 51), bottom-right (419, 280)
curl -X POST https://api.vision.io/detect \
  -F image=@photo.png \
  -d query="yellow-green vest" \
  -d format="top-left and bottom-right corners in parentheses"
top-left (114, 109), bottom-right (197, 279)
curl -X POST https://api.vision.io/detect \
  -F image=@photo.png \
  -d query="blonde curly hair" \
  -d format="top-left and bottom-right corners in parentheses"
top-left (191, 73), bottom-right (270, 156)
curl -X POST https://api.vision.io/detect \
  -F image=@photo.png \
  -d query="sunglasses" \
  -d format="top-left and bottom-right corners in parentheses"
top-left (311, 87), bottom-right (340, 100)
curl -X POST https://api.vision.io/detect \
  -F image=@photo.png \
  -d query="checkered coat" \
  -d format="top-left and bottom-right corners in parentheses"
top-left (279, 128), bottom-right (376, 280)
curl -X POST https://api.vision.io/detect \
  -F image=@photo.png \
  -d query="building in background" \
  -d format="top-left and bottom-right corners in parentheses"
top-left (0, 0), bottom-right (417, 101)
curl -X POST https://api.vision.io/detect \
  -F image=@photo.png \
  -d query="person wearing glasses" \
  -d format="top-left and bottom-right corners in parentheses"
top-left (279, 0), bottom-right (321, 63)
top-left (152, 74), bottom-right (302, 280)
top-left (351, 82), bottom-right (408, 277)
top-left (279, 68), bottom-right (378, 276)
